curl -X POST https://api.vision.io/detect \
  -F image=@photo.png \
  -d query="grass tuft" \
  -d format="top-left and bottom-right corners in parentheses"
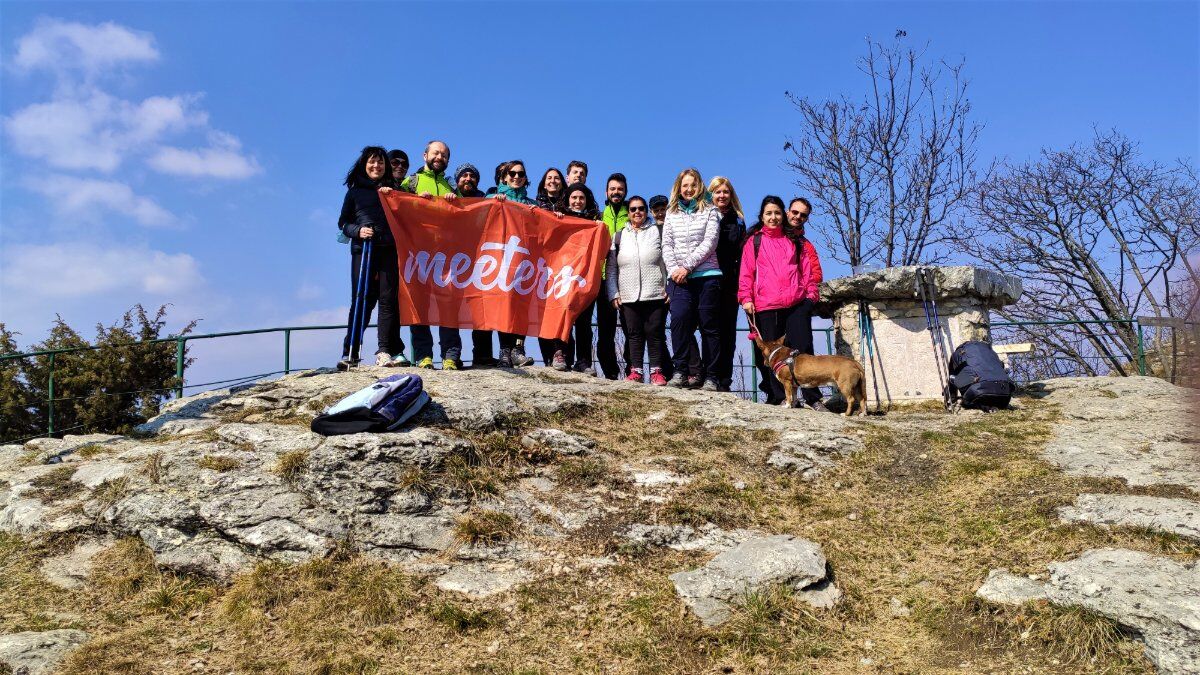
top-left (557, 456), bottom-right (612, 487)
top-left (274, 450), bottom-right (309, 483)
top-left (28, 466), bottom-right (81, 502)
top-left (142, 451), bottom-right (164, 483)
top-left (439, 455), bottom-right (498, 499)
top-left (426, 601), bottom-right (497, 632)
top-left (197, 455), bottom-right (242, 472)
top-left (455, 510), bottom-right (520, 546)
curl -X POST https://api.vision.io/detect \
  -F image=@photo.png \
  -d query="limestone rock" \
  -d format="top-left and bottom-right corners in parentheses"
top-left (39, 536), bottom-right (115, 589)
top-left (1031, 377), bottom-right (1200, 490)
top-left (818, 265), bottom-right (1022, 311)
top-left (978, 549), bottom-right (1200, 674)
top-left (520, 428), bottom-right (595, 456)
top-left (1059, 494), bottom-right (1200, 541)
top-left (670, 534), bottom-right (834, 626)
top-left (0, 629), bottom-right (89, 675)
top-left (624, 523), bottom-right (755, 552)
top-left (434, 562), bottom-right (532, 598)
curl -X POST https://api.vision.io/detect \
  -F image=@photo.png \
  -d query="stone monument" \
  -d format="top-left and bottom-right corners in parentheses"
top-left (816, 266), bottom-right (1022, 404)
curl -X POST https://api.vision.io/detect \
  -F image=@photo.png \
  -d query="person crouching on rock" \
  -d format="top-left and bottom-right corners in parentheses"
top-left (336, 146), bottom-right (405, 370)
top-left (738, 195), bottom-right (824, 408)
top-left (607, 196), bottom-right (669, 386)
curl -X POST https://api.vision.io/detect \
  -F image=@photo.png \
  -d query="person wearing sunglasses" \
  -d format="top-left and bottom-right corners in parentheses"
top-left (487, 160), bottom-right (537, 368)
top-left (607, 196), bottom-right (669, 386)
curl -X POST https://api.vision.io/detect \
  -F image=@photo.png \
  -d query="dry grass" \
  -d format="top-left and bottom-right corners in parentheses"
top-left (142, 451), bottom-right (163, 483)
top-left (196, 455), bottom-right (241, 472)
top-left (27, 466), bottom-right (82, 502)
top-left (3, 390), bottom-right (1185, 673)
top-left (272, 450), bottom-right (308, 483)
top-left (455, 510), bottom-right (520, 546)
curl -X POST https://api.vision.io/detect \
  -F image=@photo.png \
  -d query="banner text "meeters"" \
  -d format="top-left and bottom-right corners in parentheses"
top-left (403, 236), bottom-right (588, 300)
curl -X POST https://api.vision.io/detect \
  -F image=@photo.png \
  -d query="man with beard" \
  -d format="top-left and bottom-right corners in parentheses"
top-left (784, 197), bottom-right (827, 411)
top-left (453, 163), bottom-right (485, 198)
top-left (402, 140), bottom-right (462, 370)
top-left (588, 172), bottom-right (630, 379)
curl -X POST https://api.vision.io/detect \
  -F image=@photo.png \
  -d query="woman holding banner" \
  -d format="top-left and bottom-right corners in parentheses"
top-left (336, 146), bottom-right (404, 371)
top-left (487, 160), bottom-right (537, 368)
top-left (538, 182), bottom-right (601, 371)
top-left (535, 167), bottom-right (566, 211)
top-left (661, 168), bottom-right (722, 390)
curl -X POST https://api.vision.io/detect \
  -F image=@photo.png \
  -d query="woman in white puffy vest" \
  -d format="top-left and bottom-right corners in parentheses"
top-left (660, 168), bottom-right (722, 390)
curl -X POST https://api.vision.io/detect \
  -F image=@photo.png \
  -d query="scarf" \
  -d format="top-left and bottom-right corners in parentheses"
top-left (678, 197), bottom-right (697, 214)
top-left (496, 183), bottom-right (529, 202)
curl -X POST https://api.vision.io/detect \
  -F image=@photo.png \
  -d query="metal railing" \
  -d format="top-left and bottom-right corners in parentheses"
top-left (0, 322), bottom-right (836, 444)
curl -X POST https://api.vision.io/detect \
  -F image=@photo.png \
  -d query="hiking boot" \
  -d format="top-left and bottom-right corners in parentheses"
top-left (442, 359), bottom-right (460, 371)
top-left (701, 379), bottom-right (720, 392)
top-left (390, 353), bottom-right (412, 367)
top-left (572, 362), bottom-right (596, 376)
top-left (668, 373), bottom-right (688, 387)
top-left (472, 356), bottom-right (498, 368)
top-left (336, 357), bottom-right (359, 371)
top-left (807, 399), bottom-right (830, 413)
top-left (375, 352), bottom-right (392, 367)
top-left (512, 349), bottom-right (535, 367)
top-left (686, 375), bottom-right (703, 388)
top-left (416, 357), bottom-right (435, 370)
top-left (551, 351), bottom-right (568, 371)
top-left (650, 368), bottom-right (667, 386)
top-left (625, 368), bottom-right (644, 383)
top-left (498, 349), bottom-right (514, 368)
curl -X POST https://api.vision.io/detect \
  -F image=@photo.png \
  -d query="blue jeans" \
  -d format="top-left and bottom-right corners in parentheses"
top-left (411, 325), bottom-right (462, 362)
top-left (668, 276), bottom-right (721, 380)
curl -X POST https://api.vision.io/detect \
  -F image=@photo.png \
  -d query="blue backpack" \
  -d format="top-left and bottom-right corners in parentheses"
top-left (310, 374), bottom-right (430, 435)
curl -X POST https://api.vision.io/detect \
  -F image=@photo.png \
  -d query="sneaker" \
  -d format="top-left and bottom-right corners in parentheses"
top-left (498, 349), bottom-right (514, 368)
top-left (551, 351), bottom-right (568, 371)
top-left (336, 357), bottom-right (359, 371)
top-left (650, 369), bottom-right (667, 386)
top-left (668, 373), bottom-right (688, 387)
top-left (625, 368), bottom-right (644, 383)
top-left (701, 379), bottom-right (720, 392)
top-left (442, 359), bottom-right (460, 371)
top-left (583, 366), bottom-right (597, 376)
top-left (686, 375), bottom-right (703, 388)
top-left (571, 361), bottom-right (590, 374)
top-left (389, 353), bottom-right (412, 367)
top-left (416, 357), bottom-right (435, 369)
top-left (512, 349), bottom-right (535, 367)
top-left (375, 352), bottom-right (392, 367)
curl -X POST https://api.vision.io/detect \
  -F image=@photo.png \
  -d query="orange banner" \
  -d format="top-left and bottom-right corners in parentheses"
top-left (378, 192), bottom-right (611, 341)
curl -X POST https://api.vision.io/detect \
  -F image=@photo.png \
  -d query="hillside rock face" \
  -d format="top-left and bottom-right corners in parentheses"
top-left (0, 367), bottom-right (862, 585)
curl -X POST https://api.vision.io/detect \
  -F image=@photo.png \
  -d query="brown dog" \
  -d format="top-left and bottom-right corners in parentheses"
top-left (753, 334), bottom-right (868, 416)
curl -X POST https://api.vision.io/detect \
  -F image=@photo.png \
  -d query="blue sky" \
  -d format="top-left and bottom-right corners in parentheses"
top-left (1, 1), bottom-right (1197, 384)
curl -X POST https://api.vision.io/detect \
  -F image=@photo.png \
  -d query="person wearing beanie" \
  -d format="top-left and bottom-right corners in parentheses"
top-left (648, 194), bottom-right (668, 225)
top-left (387, 149), bottom-right (409, 187)
top-left (538, 182), bottom-right (601, 372)
top-left (454, 163), bottom-right (485, 198)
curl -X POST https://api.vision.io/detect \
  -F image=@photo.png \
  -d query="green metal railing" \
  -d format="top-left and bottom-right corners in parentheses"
top-left (990, 319), bottom-right (1146, 376)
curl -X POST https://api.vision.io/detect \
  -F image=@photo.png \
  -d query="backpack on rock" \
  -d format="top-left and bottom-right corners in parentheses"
top-left (311, 374), bottom-right (430, 435)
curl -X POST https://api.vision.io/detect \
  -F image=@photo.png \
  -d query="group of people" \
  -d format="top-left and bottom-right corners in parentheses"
top-left (336, 141), bottom-right (826, 408)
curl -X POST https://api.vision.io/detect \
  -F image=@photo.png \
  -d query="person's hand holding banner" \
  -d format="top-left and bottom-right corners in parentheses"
top-left (378, 191), bottom-right (611, 341)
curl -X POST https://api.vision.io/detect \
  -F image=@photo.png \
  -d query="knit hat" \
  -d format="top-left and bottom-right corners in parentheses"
top-left (649, 195), bottom-right (668, 210)
top-left (454, 163), bottom-right (480, 182)
top-left (387, 149), bottom-right (409, 163)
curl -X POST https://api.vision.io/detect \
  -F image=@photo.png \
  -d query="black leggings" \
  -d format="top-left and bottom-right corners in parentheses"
top-left (341, 243), bottom-right (400, 359)
top-left (753, 300), bottom-right (821, 405)
top-left (621, 300), bottom-right (667, 370)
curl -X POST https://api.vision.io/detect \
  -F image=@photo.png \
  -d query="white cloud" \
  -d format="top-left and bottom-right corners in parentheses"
top-left (24, 175), bottom-right (176, 227)
top-left (4, 91), bottom-right (206, 172)
top-left (148, 132), bottom-right (261, 179)
top-left (12, 18), bottom-right (159, 75)
top-left (2, 242), bottom-right (203, 299)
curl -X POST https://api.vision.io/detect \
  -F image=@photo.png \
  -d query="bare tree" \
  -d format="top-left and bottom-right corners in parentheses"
top-left (785, 37), bottom-right (982, 267)
top-left (964, 130), bottom-right (1200, 380)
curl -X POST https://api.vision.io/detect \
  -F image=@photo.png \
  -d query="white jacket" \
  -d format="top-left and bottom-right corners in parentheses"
top-left (606, 224), bottom-right (667, 302)
top-left (661, 205), bottom-right (720, 277)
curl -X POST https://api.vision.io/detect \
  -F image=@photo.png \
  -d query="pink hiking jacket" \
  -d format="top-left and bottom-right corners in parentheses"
top-left (737, 226), bottom-right (823, 311)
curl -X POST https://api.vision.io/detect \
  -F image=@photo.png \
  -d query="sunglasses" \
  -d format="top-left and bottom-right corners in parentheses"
top-left (793, 212), bottom-right (810, 219)
top-left (507, 170), bottom-right (526, 178)
top-left (390, 160), bottom-right (407, 167)
top-left (628, 206), bottom-right (647, 213)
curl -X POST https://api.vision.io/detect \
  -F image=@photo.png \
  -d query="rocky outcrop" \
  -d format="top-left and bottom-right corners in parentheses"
top-left (816, 265), bottom-right (1022, 317)
top-left (0, 630), bottom-right (89, 675)
top-left (670, 535), bottom-right (838, 626)
top-left (977, 549), bottom-right (1200, 674)
top-left (1059, 494), bottom-right (1200, 541)
top-left (1030, 377), bottom-right (1200, 491)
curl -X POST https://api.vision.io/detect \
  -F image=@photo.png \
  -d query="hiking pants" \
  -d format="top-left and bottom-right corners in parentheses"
top-left (342, 244), bottom-right (401, 360)
top-left (472, 330), bottom-right (494, 363)
top-left (622, 300), bottom-right (667, 371)
top-left (566, 297), bottom-right (598, 369)
top-left (668, 276), bottom-right (720, 381)
top-left (411, 325), bottom-right (462, 363)
top-left (753, 300), bottom-right (822, 406)
top-left (595, 286), bottom-right (621, 379)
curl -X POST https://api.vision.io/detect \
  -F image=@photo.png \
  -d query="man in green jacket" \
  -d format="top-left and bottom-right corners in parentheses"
top-left (591, 172), bottom-right (629, 379)
top-left (403, 140), bottom-right (462, 369)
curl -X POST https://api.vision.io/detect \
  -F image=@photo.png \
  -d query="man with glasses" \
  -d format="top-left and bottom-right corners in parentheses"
top-left (402, 140), bottom-right (462, 370)
top-left (785, 197), bottom-right (828, 411)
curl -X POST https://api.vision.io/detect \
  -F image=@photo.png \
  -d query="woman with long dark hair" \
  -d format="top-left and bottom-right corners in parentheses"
top-left (336, 145), bottom-right (404, 370)
top-left (535, 167), bottom-right (566, 211)
top-left (538, 182), bottom-right (601, 371)
top-left (738, 195), bottom-right (822, 405)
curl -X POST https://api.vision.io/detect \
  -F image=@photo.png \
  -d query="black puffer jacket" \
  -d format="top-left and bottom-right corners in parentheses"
top-left (716, 208), bottom-right (746, 279)
top-left (338, 185), bottom-right (392, 252)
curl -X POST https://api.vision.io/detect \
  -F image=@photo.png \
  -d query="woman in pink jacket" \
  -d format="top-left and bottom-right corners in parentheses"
top-left (738, 195), bottom-right (826, 407)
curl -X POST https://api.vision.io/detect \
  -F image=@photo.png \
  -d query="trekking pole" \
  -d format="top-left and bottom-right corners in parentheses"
top-left (924, 268), bottom-right (954, 356)
top-left (860, 299), bottom-right (883, 414)
top-left (915, 268), bottom-right (951, 410)
top-left (350, 239), bottom-right (373, 361)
